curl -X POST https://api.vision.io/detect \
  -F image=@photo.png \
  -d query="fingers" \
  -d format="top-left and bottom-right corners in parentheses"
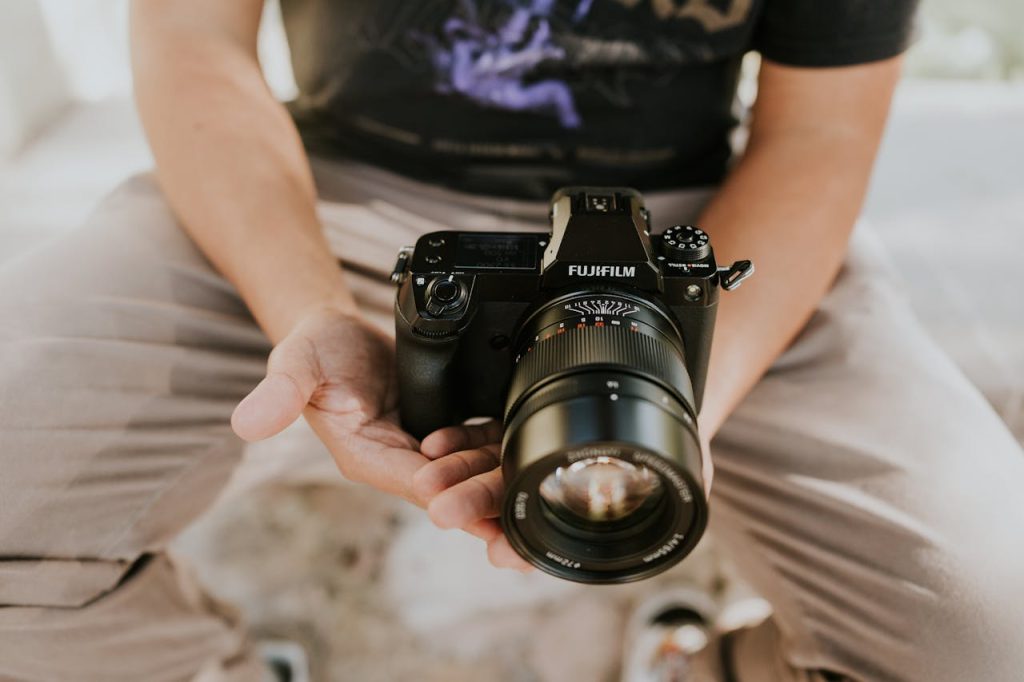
top-left (415, 447), bottom-right (533, 573)
top-left (364, 446), bottom-right (434, 506)
top-left (463, 518), bottom-right (502, 543)
top-left (427, 467), bottom-right (504, 530)
top-left (488, 535), bottom-right (533, 571)
top-left (420, 420), bottom-right (502, 459)
top-left (411, 444), bottom-right (500, 501)
top-left (700, 438), bottom-right (714, 499)
top-left (465, 519), bottom-right (534, 572)
top-left (232, 338), bottom-right (319, 442)
top-left (415, 444), bottom-right (532, 572)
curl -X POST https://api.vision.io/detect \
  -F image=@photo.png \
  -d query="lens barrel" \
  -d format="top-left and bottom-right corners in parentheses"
top-left (500, 291), bottom-right (707, 583)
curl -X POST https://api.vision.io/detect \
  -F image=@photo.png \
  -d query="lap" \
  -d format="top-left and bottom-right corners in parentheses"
top-left (6, 167), bottom-right (1021, 680)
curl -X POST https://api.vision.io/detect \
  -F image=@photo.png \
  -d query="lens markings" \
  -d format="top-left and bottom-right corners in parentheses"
top-left (564, 299), bottom-right (640, 317)
top-left (642, 532), bottom-right (686, 564)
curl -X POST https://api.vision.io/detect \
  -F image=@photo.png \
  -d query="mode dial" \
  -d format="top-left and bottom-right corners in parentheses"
top-left (662, 225), bottom-right (710, 262)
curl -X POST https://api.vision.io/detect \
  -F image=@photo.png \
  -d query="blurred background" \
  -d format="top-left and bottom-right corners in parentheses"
top-left (2, 1), bottom-right (1022, 680)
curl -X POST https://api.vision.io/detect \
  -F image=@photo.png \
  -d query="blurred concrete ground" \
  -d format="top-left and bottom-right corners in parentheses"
top-left (1, 81), bottom-right (1022, 680)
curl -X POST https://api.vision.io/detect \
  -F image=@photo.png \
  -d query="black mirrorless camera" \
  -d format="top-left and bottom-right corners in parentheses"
top-left (392, 187), bottom-right (753, 584)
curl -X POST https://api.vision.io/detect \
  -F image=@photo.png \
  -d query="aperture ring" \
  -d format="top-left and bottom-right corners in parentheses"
top-left (502, 372), bottom-right (697, 458)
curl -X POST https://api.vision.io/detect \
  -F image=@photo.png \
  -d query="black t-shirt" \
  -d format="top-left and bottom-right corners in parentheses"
top-left (281, 0), bottom-right (917, 199)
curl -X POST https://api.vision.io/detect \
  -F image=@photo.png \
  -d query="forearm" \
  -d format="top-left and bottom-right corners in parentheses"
top-left (131, 4), bottom-right (354, 343)
top-left (696, 59), bottom-right (901, 437)
top-left (696, 133), bottom-right (867, 436)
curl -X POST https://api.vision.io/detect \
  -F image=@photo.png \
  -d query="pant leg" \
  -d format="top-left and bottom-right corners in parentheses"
top-left (0, 162), bottom-right (519, 681)
top-left (711, 228), bottom-right (1024, 682)
top-left (0, 174), bottom-right (271, 681)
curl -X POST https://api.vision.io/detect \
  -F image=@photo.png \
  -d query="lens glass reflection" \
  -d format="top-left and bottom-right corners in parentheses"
top-left (539, 456), bottom-right (662, 523)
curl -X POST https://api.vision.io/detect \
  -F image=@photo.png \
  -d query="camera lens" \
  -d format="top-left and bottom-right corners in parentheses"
top-left (500, 290), bottom-right (707, 584)
top-left (539, 456), bottom-right (663, 523)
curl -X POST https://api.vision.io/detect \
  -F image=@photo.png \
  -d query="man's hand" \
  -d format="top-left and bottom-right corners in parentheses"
top-left (230, 307), bottom-right (532, 570)
top-left (231, 307), bottom-right (426, 502)
top-left (412, 420), bottom-right (531, 570)
top-left (700, 436), bottom-right (714, 498)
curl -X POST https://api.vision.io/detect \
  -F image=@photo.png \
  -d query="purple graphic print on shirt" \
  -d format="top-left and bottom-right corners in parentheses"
top-left (415, 0), bottom-right (593, 128)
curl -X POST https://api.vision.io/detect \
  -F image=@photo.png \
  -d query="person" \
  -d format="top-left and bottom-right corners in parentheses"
top-left (2, 0), bottom-right (1022, 680)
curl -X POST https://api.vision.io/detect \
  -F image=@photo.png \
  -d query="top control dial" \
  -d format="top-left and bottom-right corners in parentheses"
top-left (662, 225), bottom-right (710, 262)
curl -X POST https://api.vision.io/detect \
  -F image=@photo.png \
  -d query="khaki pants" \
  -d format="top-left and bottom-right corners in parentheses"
top-left (1, 162), bottom-right (1022, 682)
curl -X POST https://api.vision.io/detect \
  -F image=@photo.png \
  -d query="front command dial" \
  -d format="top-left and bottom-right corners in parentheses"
top-left (662, 225), bottom-right (710, 262)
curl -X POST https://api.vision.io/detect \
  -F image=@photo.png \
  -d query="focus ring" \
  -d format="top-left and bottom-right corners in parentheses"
top-left (502, 373), bottom-right (696, 458)
top-left (505, 325), bottom-right (692, 423)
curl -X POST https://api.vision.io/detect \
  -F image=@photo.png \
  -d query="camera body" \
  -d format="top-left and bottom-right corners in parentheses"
top-left (394, 187), bottom-right (743, 439)
top-left (393, 187), bottom-right (753, 583)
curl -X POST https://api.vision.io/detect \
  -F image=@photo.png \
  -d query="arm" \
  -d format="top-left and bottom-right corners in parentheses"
top-left (131, 0), bottom-right (355, 344)
top-left (697, 57), bottom-right (903, 441)
top-left (130, 1), bottom-right (449, 510)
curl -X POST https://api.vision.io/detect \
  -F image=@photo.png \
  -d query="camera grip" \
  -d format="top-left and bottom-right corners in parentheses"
top-left (395, 320), bottom-right (463, 440)
top-left (671, 301), bottom-right (717, 413)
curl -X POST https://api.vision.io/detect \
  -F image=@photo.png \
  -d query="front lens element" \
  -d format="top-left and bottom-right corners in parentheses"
top-left (539, 456), bottom-right (662, 523)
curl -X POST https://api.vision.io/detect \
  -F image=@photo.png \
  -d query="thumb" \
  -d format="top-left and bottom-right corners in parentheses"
top-left (232, 337), bottom-right (320, 442)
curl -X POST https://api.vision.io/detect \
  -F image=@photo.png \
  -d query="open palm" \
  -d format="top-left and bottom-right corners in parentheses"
top-left (231, 308), bottom-right (529, 569)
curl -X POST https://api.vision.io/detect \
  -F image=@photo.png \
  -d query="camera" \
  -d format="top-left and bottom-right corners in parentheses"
top-left (392, 187), bottom-right (753, 583)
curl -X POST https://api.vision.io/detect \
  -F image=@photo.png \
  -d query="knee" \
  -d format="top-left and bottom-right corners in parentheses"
top-left (0, 172), bottom-right (228, 350)
top-left (809, 435), bottom-right (1024, 682)
top-left (0, 173), bottom-right (197, 313)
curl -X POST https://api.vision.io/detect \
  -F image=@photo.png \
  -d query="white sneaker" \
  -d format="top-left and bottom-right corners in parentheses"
top-left (621, 587), bottom-right (718, 682)
top-left (259, 639), bottom-right (312, 682)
